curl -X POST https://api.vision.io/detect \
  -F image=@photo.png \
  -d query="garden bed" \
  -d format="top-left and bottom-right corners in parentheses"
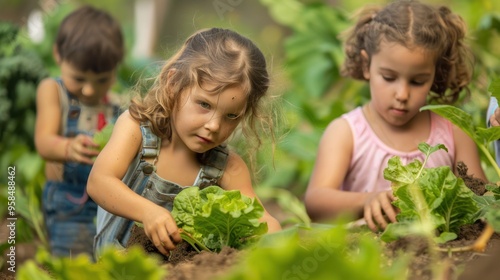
top-left (122, 162), bottom-right (500, 280)
top-left (2, 162), bottom-right (500, 280)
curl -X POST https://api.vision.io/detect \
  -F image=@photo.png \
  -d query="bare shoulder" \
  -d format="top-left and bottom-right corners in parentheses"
top-left (93, 111), bottom-right (142, 176)
top-left (36, 78), bottom-right (59, 100)
top-left (225, 150), bottom-right (249, 175)
top-left (320, 117), bottom-right (353, 148)
top-left (113, 111), bottom-right (141, 140)
top-left (218, 149), bottom-right (253, 193)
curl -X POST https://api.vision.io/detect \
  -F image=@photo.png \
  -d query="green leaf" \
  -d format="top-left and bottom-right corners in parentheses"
top-left (383, 149), bottom-right (479, 241)
top-left (484, 202), bottom-right (500, 232)
top-left (383, 156), bottom-right (422, 187)
top-left (93, 124), bottom-right (114, 150)
top-left (489, 77), bottom-right (500, 100)
top-left (224, 222), bottom-right (407, 280)
top-left (172, 186), bottom-right (268, 252)
top-left (421, 105), bottom-right (476, 141)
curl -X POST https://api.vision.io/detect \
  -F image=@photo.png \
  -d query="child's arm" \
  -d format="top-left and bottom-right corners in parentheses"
top-left (452, 125), bottom-right (487, 181)
top-left (304, 118), bottom-right (397, 231)
top-left (34, 78), bottom-right (98, 164)
top-left (87, 111), bottom-right (181, 255)
top-left (219, 152), bottom-right (282, 232)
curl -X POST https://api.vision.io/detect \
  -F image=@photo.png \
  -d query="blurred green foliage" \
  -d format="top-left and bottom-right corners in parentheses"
top-left (1, 2), bottom-right (500, 275)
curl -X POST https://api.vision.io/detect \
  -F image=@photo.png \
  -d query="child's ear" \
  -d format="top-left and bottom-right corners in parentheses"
top-left (52, 45), bottom-right (61, 64)
top-left (361, 49), bottom-right (370, 80)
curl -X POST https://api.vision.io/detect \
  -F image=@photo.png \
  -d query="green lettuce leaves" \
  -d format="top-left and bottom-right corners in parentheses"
top-left (381, 143), bottom-right (479, 243)
top-left (172, 186), bottom-right (268, 252)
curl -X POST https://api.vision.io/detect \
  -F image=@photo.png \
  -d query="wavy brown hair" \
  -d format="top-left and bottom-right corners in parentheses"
top-left (129, 28), bottom-right (274, 161)
top-left (341, 0), bottom-right (473, 103)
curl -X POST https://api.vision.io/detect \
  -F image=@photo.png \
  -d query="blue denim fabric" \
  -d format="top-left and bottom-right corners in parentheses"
top-left (42, 177), bottom-right (97, 257)
top-left (93, 123), bottom-right (228, 259)
top-left (42, 78), bottom-right (102, 258)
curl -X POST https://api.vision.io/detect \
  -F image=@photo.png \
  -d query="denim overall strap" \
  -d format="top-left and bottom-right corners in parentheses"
top-left (93, 122), bottom-right (160, 258)
top-left (56, 78), bottom-right (81, 138)
top-left (55, 78), bottom-right (93, 186)
top-left (196, 144), bottom-right (229, 188)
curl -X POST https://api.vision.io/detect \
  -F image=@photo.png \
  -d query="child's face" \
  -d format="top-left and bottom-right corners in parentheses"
top-left (363, 40), bottom-right (436, 127)
top-left (171, 83), bottom-right (247, 153)
top-left (59, 60), bottom-right (116, 106)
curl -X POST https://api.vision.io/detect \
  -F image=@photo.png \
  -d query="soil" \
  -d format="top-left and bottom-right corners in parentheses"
top-left (126, 225), bottom-right (243, 280)
top-left (123, 161), bottom-right (500, 280)
top-left (1, 161), bottom-right (500, 280)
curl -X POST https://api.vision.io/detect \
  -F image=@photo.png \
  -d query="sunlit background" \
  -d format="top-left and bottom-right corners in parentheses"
top-left (1, 0), bottom-right (500, 276)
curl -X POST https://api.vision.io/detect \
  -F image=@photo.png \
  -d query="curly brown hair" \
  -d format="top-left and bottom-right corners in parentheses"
top-left (341, 0), bottom-right (473, 103)
top-left (129, 28), bottom-right (274, 158)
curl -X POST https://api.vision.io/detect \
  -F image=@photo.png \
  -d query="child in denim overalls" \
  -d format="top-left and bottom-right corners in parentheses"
top-left (88, 28), bottom-right (282, 258)
top-left (34, 6), bottom-right (124, 257)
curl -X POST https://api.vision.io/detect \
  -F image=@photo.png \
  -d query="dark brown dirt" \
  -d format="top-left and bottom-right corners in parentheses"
top-left (126, 224), bottom-right (243, 280)
top-left (457, 161), bottom-right (487, 195)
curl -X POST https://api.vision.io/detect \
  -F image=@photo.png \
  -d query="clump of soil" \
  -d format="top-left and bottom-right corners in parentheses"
top-left (126, 225), bottom-right (243, 280)
top-left (457, 161), bottom-right (487, 195)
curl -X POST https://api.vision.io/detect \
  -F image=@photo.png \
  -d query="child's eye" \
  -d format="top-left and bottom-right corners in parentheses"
top-left (411, 80), bottom-right (426, 86)
top-left (199, 101), bottom-right (211, 109)
top-left (382, 76), bottom-right (395, 82)
top-left (98, 78), bottom-right (110, 84)
top-left (227, 113), bottom-right (239, 120)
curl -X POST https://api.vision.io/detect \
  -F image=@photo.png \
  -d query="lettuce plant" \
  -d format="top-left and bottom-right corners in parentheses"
top-left (411, 78), bottom-right (500, 251)
top-left (381, 143), bottom-right (479, 243)
top-left (172, 186), bottom-right (268, 253)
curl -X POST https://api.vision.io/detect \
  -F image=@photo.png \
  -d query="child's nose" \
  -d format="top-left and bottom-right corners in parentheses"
top-left (204, 116), bottom-right (221, 132)
top-left (82, 83), bottom-right (95, 96)
top-left (395, 83), bottom-right (410, 101)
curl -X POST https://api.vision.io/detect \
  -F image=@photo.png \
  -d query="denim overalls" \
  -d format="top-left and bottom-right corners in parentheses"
top-left (42, 78), bottom-right (120, 257)
top-left (93, 122), bottom-right (228, 259)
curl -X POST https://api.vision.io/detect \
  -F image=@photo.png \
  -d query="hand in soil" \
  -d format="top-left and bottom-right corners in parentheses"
top-left (364, 190), bottom-right (398, 232)
top-left (141, 205), bottom-right (182, 256)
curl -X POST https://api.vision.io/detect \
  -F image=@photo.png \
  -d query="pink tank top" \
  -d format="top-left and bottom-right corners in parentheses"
top-left (341, 107), bottom-right (455, 193)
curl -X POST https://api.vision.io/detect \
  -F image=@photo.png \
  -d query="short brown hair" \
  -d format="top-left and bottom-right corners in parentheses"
top-left (55, 5), bottom-right (124, 72)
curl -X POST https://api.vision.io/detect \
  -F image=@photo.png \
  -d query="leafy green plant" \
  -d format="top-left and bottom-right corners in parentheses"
top-left (17, 246), bottom-right (166, 280)
top-left (222, 220), bottom-right (407, 280)
top-left (418, 77), bottom-right (500, 251)
top-left (0, 22), bottom-right (48, 261)
top-left (381, 143), bottom-right (481, 244)
top-left (171, 186), bottom-right (269, 253)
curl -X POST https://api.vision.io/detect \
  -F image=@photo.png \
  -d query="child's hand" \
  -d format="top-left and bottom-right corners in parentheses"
top-left (363, 190), bottom-right (398, 232)
top-left (142, 205), bottom-right (182, 256)
top-left (66, 134), bottom-right (99, 164)
top-left (490, 107), bottom-right (500, 127)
